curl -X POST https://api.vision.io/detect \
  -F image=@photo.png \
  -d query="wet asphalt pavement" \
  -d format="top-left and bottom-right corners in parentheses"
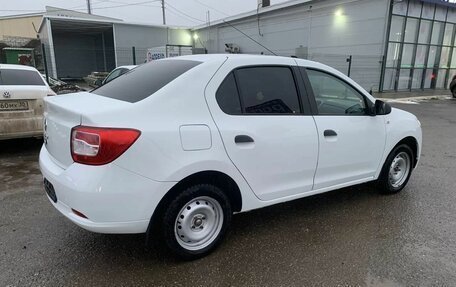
top-left (1, 99), bottom-right (456, 286)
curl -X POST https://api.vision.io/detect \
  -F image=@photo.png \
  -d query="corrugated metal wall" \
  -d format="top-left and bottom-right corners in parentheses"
top-left (195, 0), bottom-right (390, 91)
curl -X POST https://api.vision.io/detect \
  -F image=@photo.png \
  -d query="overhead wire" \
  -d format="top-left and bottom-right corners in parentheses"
top-left (165, 8), bottom-right (202, 24)
top-left (89, 0), bottom-right (161, 8)
top-left (1, 0), bottom-right (208, 27)
top-left (0, 0), bottom-right (161, 13)
top-left (190, 0), bottom-right (230, 17)
top-left (165, 2), bottom-right (206, 23)
top-left (222, 19), bottom-right (277, 55)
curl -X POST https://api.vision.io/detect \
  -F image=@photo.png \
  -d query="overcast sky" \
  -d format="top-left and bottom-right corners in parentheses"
top-left (0, 0), bottom-right (289, 27)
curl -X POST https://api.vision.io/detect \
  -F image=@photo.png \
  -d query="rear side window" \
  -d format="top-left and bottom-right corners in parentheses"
top-left (235, 67), bottom-right (300, 114)
top-left (92, 60), bottom-right (201, 103)
top-left (0, 69), bottom-right (45, 86)
top-left (216, 73), bottom-right (242, 114)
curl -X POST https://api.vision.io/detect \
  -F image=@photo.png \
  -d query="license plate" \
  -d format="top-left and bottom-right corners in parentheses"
top-left (0, 100), bottom-right (29, 111)
top-left (44, 178), bottom-right (57, 203)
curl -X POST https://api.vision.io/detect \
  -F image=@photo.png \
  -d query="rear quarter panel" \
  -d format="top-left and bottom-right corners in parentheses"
top-left (82, 57), bottom-right (261, 211)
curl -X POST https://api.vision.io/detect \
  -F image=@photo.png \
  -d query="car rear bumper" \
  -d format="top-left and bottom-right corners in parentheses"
top-left (0, 115), bottom-right (43, 140)
top-left (39, 145), bottom-right (175, 234)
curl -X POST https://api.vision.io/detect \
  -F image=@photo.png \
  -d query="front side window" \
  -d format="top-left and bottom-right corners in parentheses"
top-left (104, 68), bottom-right (126, 84)
top-left (234, 67), bottom-right (300, 114)
top-left (306, 69), bottom-right (367, 115)
top-left (0, 69), bottom-right (45, 86)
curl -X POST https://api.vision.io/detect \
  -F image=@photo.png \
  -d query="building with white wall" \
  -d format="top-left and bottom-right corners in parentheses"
top-left (193, 0), bottom-right (456, 92)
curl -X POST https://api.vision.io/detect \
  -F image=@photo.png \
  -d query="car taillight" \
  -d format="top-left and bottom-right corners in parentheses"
top-left (71, 126), bottom-right (141, 165)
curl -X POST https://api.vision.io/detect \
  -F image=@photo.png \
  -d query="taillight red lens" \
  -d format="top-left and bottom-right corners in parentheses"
top-left (71, 126), bottom-right (141, 165)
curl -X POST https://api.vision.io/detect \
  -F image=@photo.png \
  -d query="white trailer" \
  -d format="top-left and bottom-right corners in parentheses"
top-left (146, 45), bottom-right (193, 62)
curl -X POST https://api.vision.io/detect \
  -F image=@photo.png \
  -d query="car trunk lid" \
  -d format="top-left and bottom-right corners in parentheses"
top-left (44, 92), bottom-right (128, 169)
top-left (0, 85), bottom-right (49, 116)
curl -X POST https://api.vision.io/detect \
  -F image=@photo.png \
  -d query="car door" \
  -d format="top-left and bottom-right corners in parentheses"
top-left (303, 68), bottom-right (386, 190)
top-left (205, 57), bottom-right (319, 201)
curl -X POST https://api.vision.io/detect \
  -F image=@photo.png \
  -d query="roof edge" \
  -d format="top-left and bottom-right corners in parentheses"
top-left (191, 0), bottom-right (313, 30)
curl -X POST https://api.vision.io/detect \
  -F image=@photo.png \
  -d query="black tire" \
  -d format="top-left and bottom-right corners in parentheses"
top-left (377, 144), bottom-right (414, 194)
top-left (161, 184), bottom-right (232, 260)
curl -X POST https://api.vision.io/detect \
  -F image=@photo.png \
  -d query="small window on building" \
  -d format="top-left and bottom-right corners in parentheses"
top-left (389, 16), bottom-right (405, 42)
top-left (404, 18), bottom-right (419, 43)
top-left (411, 69), bottom-right (424, 89)
top-left (418, 20), bottom-right (432, 44)
top-left (448, 8), bottom-right (456, 23)
top-left (398, 69), bottom-right (411, 90)
top-left (415, 45), bottom-right (428, 68)
top-left (401, 44), bottom-right (415, 68)
top-left (235, 67), bottom-right (301, 114)
top-left (407, 0), bottom-right (422, 18)
top-left (392, 0), bottom-right (408, 15)
top-left (216, 73), bottom-right (242, 114)
top-left (0, 69), bottom-right (45, 86)
top-left (435, 5), bottom-right (447, 21)
top-left (443, 23), bottom-right (454, 46)
top-left (383, 69), bottom-right (398, 91)
top-left (421, 2), bottom-right (435, 19)
top-left (386, 43), bottom-right (402, 68)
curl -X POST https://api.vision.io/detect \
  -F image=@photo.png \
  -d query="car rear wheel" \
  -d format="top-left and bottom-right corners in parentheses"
top-left (162, 184), bottom-right (232, 260)
top-left (378, 144), bottom-right (414, 194)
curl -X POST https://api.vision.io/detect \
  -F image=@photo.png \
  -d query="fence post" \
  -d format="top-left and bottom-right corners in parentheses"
top-left (379, 55), bottom-right (386, 92)
top-left (132, 46), bottom-right (136, 65)
top-left (346, 55), bottom-right (352, 77)
top-left (41, 43), bottom-right (49, 84)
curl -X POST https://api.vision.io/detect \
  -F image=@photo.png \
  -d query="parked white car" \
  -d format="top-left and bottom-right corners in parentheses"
top-left (39, 55), bottom-right (422, 259)
top-left (0, 64), bottom-right (55, 140)
top-left (95, 65), bottom-right (137, 87)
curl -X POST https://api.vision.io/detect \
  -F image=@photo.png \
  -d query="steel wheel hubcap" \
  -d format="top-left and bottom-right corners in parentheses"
top-left (389, 152), bottom-right (411, 188)
top-left (175, 196), bottom-right (223, 251)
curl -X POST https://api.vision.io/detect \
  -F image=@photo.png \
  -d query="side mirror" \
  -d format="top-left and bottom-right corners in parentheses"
top-left (94, 79), bottom-right (103, 87)
top-left (375, 100), bottom-right (392, 115)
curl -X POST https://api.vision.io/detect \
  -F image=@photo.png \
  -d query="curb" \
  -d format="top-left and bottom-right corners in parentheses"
top-left (377, 95), bottom-right (452, 102)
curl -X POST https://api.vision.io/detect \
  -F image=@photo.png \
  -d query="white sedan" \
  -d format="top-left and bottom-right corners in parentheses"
top-left (95, 65), bottom-right (137, 87)
top-left (39, 54), bottom-right (422, 259)
top-left (0, 64), bottom-right (55, 140)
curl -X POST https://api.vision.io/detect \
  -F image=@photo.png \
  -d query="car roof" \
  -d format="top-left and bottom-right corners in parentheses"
top-left (167, 54), bottom-right (324, 68)
top-left (172, 54), bottom-right (374, 101)
top-left (0, 64), bottom-right (40, 72)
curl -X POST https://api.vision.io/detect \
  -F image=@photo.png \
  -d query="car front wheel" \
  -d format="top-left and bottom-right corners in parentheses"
top-left (378, 144), bottom-right (414, 194)
top-left (162, 184), bottom-right (232, 260)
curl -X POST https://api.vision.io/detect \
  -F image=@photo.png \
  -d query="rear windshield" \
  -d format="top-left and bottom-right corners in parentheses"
top-left (92, 59), bottom-right (202, 103)
top-left (0, 69), bottom-right (45, 86)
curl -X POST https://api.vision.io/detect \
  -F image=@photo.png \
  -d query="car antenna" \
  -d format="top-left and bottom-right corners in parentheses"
top-left (222, 20), bottom-right (277, 56)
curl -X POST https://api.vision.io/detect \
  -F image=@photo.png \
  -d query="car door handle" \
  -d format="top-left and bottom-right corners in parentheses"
top-left (235, 135), bottom-right (254, 144)
top-left (324, 129), bottom-right (337, 137)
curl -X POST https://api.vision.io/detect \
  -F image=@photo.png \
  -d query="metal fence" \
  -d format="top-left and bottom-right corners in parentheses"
top-left (302, 53), bottom-right (383, 93)
top-left (1, 43), bottom-right (383, 92)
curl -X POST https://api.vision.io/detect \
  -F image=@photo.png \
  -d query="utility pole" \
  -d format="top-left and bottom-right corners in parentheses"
top-left (161, 0), bottom-right (166, 25)
top-left (207, 10), bottom-right (210, 52)
top-left (87, 0), bottom-right (92, 14)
